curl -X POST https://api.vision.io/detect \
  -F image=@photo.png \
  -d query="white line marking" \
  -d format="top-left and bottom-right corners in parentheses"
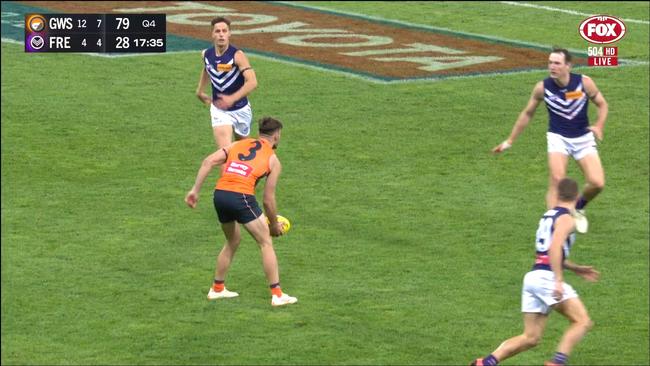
top-left (273, 1), bottom-right (569, 51)
top-left (500, 1), bottom-right (649, 25)
top-left (4, 38), bottom-right (647, 84)
top-left (4, 3), bottom-right (648, 85)
top-left (1, 37), bottom-right (22, 45)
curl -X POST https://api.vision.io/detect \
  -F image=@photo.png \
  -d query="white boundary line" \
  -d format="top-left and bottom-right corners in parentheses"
top-left (3, 1), bottom-right (648, 84)
top-left (499, 2), bottom-right (650, 25)
top-left (270, 2), bottom-right (648, 64)
top-left (4, 38), bottom-right (645, 85)
top-left (273, 1), bottom-right (570, 51)
top-left (1, 37), bottom-right (22, 46)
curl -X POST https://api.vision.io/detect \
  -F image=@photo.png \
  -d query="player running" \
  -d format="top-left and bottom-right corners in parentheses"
top-left (185, 117), bottom-right (297, 307)
top-left (492, 48), bottom-right (609, 233)
top-left (196, 16), bottom-right (258, 149)
top-left (471, 178), bottom-right (600, 366)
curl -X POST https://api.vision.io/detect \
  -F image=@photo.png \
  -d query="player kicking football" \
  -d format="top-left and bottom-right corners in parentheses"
top-left (471, 178), bottom-right (600, 366)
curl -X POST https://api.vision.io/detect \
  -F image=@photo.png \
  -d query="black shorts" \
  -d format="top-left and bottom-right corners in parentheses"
top-left (213, 189), bottom-right (263, 224)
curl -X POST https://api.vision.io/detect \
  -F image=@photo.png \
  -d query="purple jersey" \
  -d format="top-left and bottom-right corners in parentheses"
top-left (204, 45), bottom-right (248, 111)
top-left (532, 207), bottom-right (576, 271)
top-left (543, 73), bottom-right (590, 138)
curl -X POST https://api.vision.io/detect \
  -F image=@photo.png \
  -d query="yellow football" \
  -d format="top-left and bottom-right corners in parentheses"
top-left (267, 215), bottom-right (291, 234)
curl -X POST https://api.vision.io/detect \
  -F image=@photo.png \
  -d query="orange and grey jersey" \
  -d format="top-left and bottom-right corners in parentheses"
top-left (215, 138), bottom-right (275, 195)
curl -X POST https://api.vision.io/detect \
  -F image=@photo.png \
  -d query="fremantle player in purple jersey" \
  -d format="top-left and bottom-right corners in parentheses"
top-left (471, 178), bottom-right (600, 366)
top-left (196, 17), bottom-right (258, 149)
top-left (492, 48), bottom-right (609, 233)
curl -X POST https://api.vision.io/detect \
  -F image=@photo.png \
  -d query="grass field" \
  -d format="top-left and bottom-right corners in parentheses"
top-left (2, 2), bottom-right (649, 365)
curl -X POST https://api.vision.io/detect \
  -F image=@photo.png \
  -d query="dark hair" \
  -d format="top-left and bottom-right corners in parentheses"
top-left (558, 178), bottom-right (579, 202)
top-left (211, 17), bottom-right (231, 28)
top-left (259, 117), bottom-right (283, 136)
top-left (551, 47), bottom-right (572, 64)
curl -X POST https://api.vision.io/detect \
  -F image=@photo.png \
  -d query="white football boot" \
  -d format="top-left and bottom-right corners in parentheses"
top-left (572, 209), bottom-right (588, 234)
top-left (271, 293), bottom-right (298, 307)
top-left (207, 287), bottom-right (239, 300)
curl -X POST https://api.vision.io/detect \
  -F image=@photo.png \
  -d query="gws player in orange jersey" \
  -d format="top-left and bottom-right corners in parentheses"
top-left (185, 117), bottom-right (297, 307)
top-left (471, 178), bottom-right (600, 366)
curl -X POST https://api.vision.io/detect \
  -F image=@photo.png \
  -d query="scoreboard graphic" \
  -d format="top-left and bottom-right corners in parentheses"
top-left (25, 13), bottom-right (166, 53)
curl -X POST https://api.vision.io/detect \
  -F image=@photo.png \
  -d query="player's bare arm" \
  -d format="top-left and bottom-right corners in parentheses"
top-left (492, 81), bottom-right (544, 154)
top-left (263, 155), bottom-right (283, 237)
top-left (185, 148), bottom-right (229, 208)
top-left (564, 260), bottom-right (600, 282)
top-left (583, 75), bottom-right (608, 141)
top-left (196, 50), bottom-right (211, 106)
top-left (549, 214), bottom-right (574, 300)
top-left (214, 50), bottom-right (258, 110)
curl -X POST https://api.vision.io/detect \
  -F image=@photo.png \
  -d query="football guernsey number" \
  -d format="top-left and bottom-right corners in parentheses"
top-left (535, 217), bottom-right (554, 252)
top-left (238, 141), bottom-right (262, 161)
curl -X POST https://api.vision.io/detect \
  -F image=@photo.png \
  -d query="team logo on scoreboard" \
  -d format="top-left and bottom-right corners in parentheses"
top-left (26, 14), bottom-right (46, 32)
top-left (579, 15), bottom-right (625, 67)
top-left (29, 35), bottom-right (45, 50)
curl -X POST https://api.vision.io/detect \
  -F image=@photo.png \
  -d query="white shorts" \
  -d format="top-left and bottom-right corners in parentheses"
top-left (547, 131), bottom-right (598, 160)
top-left (521, 270), bottom-right (578, 314)
top-left (210, 103), bottom-right (253, 137)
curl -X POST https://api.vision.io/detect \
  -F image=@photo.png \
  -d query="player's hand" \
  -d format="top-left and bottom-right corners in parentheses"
top-left (588, 125), bottom-right (603, 141)
top-left (492, 140), bottom-right (512, 154)
top-left (269, 222), bottom-right (284, 237)
top-left (214, 94), bottom-right (235, 110)
top-left (574, 265), bottom-right (600, 282)
top-left (553, 281), bottom-right (564, 301)
top-left (197, 92), bottom-right (211, 106)
top-left (185, 190), bottom-right (199, 208)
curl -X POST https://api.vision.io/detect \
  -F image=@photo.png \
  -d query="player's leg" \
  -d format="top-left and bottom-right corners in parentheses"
top-left (546, 152), bottom-right (569, 209)
top-left (243, 214), bottom-right (297, 306)
top-left (575, 152), bottom-right (605, 210)
top-left (207, 221), bottom-right (241, 299)
top-left (231, 103), bottom-right (253, 141)
top-left (471, 271), bottom-right (553, 365)
top-left (214, 221), bottom-right (241, 281)
top-left (208, 190), bottom-right (242, 300)
top-left (492, 313), bottom-right (548, 364)
top-left (212, 125), bottom-right (233, 148)
top-left (546, 297), bottom-right (594, 365)
top-left (210, 104), bottom-right (235, 148)
top-left (472, 313), bottom-right (548, 365)
top-left (243, 215), bottom-right (278, 283)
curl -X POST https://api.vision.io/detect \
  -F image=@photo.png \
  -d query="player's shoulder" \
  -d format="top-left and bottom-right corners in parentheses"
top-left (554, 211), bottom-right (575, 227)
top-left (233, 47), bottom-right (246, 58)
top-left (580, 74), bottom-right (599, 92)
top-left (269, 153), bottom-right (281, 169)
top-left (575, 72), bottom-right (596, 84)
top-left (580, 74), bottom-right (593, 82)
top-left (532, 80), bottom-right (545, 97)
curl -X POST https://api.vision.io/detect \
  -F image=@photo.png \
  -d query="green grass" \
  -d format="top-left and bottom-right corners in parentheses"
top-left (297, 1), bottom-right (650, 61)
top-left (2, 1), bottom-right (649, 365)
